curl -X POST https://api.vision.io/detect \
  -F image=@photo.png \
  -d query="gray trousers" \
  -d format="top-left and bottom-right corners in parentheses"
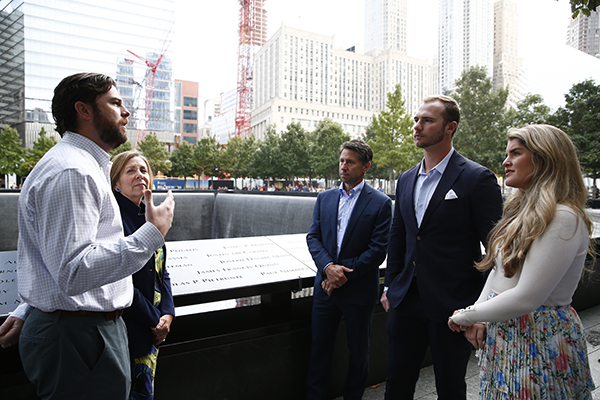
top-left (19, 308), bottom-right (131, 400)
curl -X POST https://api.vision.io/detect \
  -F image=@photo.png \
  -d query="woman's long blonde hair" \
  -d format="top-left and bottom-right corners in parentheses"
top-left (477, 124), bottom-right (593, 277)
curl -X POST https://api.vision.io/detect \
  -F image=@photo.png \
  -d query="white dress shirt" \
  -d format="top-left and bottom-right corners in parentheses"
top-left (12, 132), bottom-right (164, 319)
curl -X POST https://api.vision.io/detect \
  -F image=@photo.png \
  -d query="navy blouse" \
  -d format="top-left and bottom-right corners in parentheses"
top-left (115, 192), bottom-right (175, 358)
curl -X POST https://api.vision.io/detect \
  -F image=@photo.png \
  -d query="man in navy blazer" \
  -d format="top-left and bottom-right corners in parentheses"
top-left (381, 95), bottom-right (502, 399)
top-left (306, 140), bottom-right (392, 400)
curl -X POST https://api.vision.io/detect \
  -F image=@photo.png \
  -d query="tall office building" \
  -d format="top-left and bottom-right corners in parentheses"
top-left (251, 24), bottom-right (436, 140)
top-left (251, 0), bottom-right (268, 46)
top-left (204, 96), bottom-right (222, 124)
top-left (364, 0), bottom-right (408, 53)
top-left (438, 0), bottom-right (493, 93)
top-left (213, 89), bottom-right (237, 144)
top-left (567, 10), bottom-right (600, 57)
top-left (0, 0), bottom-right (175, 149)
top-left (174, 80), bottom-right (199, 145)
top-left (492, 0), bottom-right (525, 107)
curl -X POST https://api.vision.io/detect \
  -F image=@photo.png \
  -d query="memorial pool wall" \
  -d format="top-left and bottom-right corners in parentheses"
top-left (1, 190), bottom-right (599, 400)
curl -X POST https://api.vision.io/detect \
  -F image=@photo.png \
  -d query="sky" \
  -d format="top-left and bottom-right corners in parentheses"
top-left (173, 0), bottom-right (600, 116)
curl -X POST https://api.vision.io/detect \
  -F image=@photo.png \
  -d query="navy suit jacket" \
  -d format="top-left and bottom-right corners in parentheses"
top-left (384, 151), bottom-right (503, 321)
top-left (307, 183), bottom-right (392, 306)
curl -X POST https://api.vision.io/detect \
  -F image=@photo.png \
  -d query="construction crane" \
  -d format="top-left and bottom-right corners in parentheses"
top-left (126, 28), bottom-right (173, 148)
top-left (235, 0), bottom-right (257, 138)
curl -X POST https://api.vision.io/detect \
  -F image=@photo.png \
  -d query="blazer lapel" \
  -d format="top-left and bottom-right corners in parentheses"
top-left (324, 189), bottom-right (341, 254)
top-left (419, 152), bottom-right (465, 228)
top-left (400, 166), bottom-right (420, 230)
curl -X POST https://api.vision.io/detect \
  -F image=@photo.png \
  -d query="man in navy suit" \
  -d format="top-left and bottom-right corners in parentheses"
top-left (381, 95), bottom-right (503, 399)
top-left (306, 139), bottom-right (392, 400)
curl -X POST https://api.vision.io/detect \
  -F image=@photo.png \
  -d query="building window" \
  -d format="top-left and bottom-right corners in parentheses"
top-left (183, 110), bottom-right (197, 120)
top-left (183, 97), bottom-right (197, 107)
top-left (183, 123), bottom-right (197, 133)
top-left (183, 136), bottom-right (198, 145)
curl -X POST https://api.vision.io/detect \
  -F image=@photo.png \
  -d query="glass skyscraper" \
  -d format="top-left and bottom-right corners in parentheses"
top-left (364, 0), bottom-right (408, 54)
top-left (0, 0), bottom-right (175, 148)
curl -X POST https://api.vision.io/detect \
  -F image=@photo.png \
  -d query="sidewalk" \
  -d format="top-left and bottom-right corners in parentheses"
top-left (336, 304), bottom-right (600, 399)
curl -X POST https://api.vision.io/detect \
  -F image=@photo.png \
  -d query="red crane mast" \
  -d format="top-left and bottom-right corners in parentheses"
top-left (126, 29), bottom-right (173, 148)
top-left (235, 0), bottom-right (255, 138)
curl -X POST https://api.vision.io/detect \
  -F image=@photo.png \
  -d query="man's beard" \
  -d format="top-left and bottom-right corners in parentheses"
top-left (415, 127), bottom-right (445, 149)
top-left (93, 107), bottom-right (128, 150)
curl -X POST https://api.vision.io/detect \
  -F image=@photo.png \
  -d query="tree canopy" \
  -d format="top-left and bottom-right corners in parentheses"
top-left (192, 136), bottom-right (221, 187)
top-left (311, 118), bottom-right (350, 187)
top-left (109, 141), bottom-right (132, 157)
top-left (20, 128), bottom-right (57, 176)
top-left (566, 0), bottom-right (599, 17)
top-left (0, 126), bottom-right (25, 177)
top-left (220, 135), bottom-right (258, 180)
top-left (278, 122), bottom-right (311, 183)
top-left (362, 124), bottom-right (391, 181)
top-left (552, 79), bottom-right (600, 183)
top-left (451, 66), bottom-right (509, 174)
top-left (250, 126), bottom-right (284, 185)
top-left (503, 94), bottom-right (551, 130)
top-left (169, 141), bottom-right (195, 185)
top-left (368, 84), bottom-right (420, 192)
top-left (138, 134), bottom-right (171, 175)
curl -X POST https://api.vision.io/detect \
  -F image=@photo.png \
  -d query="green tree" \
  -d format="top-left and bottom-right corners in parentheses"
top-left (250, 126), bottom-right (284, 187)
top-left (305, 129), bottom-right (318, 186)
top-left (219, 136), bottom-right (240, 178)
top-left (109, 141), bottom-right (132, 157)
top-left (362, 124), bottom-right (391, 182)
top-left (503, 94), bottom-right (551, 130)
top-left (20, 128), bottom-right (57, 176)
top-left (238, 135), bottom-right (258, 179)
top-left (138, 134), bottom-right (171, 175)
top-left (311, 118), bottom-right (350, 188)
top-left (279, 122), bottom-right (311, 184)
top-left (193, 136), bottom-right (221, 188)
top-left (368, 84), bottom-right (420, 193)
top-left (220, 136), bottom-right (257, 183)
top-left (0, 125), bottom-right (25, 178)
top-left (452, 66), bottom-right (509, 174)
top-left (169, 141), bottom-right (195, 187)
top-left (553, 79), bottom-right (600, 187)
top-left (565, 0), bottom-right (599, 17)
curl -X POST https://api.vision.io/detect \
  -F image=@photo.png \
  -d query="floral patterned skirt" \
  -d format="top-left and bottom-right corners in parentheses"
top-left (479, 303), bottom-right (594, 399)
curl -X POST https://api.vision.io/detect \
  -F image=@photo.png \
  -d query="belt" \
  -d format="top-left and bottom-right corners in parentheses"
top-left (37, 308), bottom-right (124, 321)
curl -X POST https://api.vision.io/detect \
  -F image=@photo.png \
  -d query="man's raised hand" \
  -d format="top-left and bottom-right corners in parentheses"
top-left (144, 190), bottom-right (175, 237)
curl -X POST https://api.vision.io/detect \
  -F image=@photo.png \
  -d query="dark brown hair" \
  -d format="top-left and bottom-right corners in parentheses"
top-left (51, 73), bottom-right (116, 136)
top-left (339, 139), bottom-right (373, 165)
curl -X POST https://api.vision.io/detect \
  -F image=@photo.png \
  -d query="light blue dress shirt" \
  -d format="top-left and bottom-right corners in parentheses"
top-left (413, 148), bottom-right (454, 227)
top-left (336, 179), bottom-right (365, 257)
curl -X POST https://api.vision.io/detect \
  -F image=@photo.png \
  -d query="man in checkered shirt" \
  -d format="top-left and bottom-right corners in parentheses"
top-left (0, 73), bottom-right (175, 399)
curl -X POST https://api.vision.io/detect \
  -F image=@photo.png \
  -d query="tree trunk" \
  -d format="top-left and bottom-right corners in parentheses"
top-left (388, 165), bottom-right (396, 194)
top-left (198, 170), bottom-right (205, 189)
